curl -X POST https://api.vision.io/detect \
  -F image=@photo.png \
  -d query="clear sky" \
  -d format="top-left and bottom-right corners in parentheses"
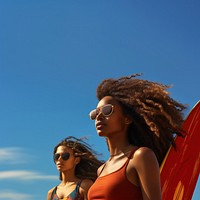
top-left (0, 1), bottom-right (199, 199)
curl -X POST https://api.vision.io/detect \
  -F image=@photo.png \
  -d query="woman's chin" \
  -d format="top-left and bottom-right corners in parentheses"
top-left (97, 131), bottom-right (106, 137)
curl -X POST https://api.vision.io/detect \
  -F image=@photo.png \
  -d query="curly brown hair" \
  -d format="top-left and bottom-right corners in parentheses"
top-left (54, 136), bottom-right (103, 181)
top-left (96, 74), bottom-right (187, 165)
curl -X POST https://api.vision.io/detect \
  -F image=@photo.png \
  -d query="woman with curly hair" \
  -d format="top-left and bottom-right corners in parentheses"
top-left (88, 74), bottom-right (186, 200)
top-left (47, 136), bottom-right (103, 200)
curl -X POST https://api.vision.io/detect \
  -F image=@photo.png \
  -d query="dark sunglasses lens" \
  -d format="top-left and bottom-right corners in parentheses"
top-left (54, 153), bottom-right (70, 161)
top-left (102, 105), bottom-right (113, 116)
top-left (89, 110), bottom-right (97, 120)
top-left (62, 153), bottom-right (70, 160)
top-left (54, 154), bottom-right (60, 161)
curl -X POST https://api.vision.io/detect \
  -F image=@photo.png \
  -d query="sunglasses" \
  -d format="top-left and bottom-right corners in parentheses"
top-left (89, 104), bottom-right (114, 120)
top-left (54, 152), bottom-right (70, 162)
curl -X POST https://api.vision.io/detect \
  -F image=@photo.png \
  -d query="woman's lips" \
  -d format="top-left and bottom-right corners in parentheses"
top-left (95, 121), bottom-right (105, 130)
top-left (56, 163), bottom-right (63, 168)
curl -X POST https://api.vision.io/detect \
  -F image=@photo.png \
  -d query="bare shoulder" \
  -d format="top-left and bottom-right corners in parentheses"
top-left (134, 147), bottom-right (156, 159)
top-left (79, 179), bottom-right (94, 199)
top-left (46, 187), bottom-right (55, 200)
top-left (80, 179), bottom-right (93, 190)
top-left (47, 187), bottom-right (55, 194)
top-left (133, 147), bottom-right (159, 170)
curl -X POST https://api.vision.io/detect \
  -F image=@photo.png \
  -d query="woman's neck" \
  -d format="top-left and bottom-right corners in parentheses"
top-left (107, 138), bottom-right (132, 154)
top-left (61, 172), bottom-right (80, 184)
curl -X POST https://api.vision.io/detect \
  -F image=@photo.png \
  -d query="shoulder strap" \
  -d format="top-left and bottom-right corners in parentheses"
top-left (50, 186), bottom-right (57, 200)
top-left (99, 147), bottom-right (139, 176)
top-left (128, 147), bottom-right (138, 159)
top-left (97, 163), bottom-right (106, 176)
top-left (75, 180), bottom-right (82, 192)
top-left (124, 147), bottom-right (139, 167)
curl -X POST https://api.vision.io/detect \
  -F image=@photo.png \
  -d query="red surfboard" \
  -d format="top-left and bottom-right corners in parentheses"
top-left (160, 100), bottom-right (200, 200)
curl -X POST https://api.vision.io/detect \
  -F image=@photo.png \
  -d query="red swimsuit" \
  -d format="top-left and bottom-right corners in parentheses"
top-left (88, 148), bottom-right (143, 200)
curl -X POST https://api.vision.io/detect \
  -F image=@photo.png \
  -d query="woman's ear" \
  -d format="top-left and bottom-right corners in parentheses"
top-left (74, 156), bottom-right (81, 165)
top-left (125, 116), bottom-right (133, 125)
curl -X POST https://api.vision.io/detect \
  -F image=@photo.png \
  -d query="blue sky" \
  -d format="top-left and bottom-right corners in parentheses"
top-left (0, 1), bottom-right (199, 199)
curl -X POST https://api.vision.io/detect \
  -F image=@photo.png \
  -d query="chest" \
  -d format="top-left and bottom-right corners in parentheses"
top-left (99, 158), bottom-right (126, 176)
top-left (51, 185), bottom-right (81, 200)
top-left (88, 168), bottom-right (142, 200)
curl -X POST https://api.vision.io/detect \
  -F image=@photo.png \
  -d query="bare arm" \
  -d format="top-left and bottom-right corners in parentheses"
top-left (134, 147), bottom-right (162, 200)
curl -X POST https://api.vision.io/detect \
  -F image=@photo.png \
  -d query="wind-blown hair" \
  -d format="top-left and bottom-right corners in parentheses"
top-left (96, 74), bottom-right (187, 165)
top-left (53, 136), bottom-right (103, 181)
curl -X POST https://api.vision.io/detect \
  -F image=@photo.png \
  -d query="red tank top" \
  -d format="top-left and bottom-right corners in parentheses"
top-left (88, 148), bottom-right (143, 200)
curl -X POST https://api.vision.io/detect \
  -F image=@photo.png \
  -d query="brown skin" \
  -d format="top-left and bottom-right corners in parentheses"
top-left (95, 96), bottom-right (161, 200)
top-left (46, 146), bottom-right (93, 200)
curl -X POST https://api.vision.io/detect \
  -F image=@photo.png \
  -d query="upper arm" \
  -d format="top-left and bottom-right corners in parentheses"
top-left (79, 179), bottom-right (94, 200)
top-left (134, 147), bottom-right (162, 200)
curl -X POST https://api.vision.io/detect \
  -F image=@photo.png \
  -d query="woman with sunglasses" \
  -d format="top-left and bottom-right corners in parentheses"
top-left (47, 136), bottom-right (103, 200)
top-left (88, 74), bottom-right (186, 200)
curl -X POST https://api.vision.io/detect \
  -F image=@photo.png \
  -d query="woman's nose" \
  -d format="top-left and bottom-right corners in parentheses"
top-left (96, 111), bottom-right (103, 120)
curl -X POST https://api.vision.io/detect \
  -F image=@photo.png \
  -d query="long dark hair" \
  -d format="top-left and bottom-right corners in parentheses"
top-left (54, 136), bottom-right (103, 181)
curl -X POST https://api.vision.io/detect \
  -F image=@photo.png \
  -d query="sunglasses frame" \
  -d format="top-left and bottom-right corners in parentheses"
top-left (53, 152), bottom-right (70, 162)
top-left (89, 104), bottom-right (114, 120)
